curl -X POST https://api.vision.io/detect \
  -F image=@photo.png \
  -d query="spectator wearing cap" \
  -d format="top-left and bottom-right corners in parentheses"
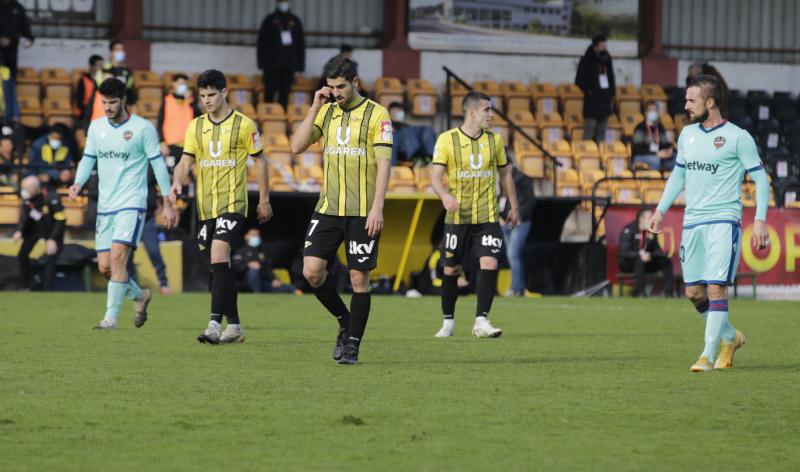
top-left (27, 124), bottom-right (74, 187)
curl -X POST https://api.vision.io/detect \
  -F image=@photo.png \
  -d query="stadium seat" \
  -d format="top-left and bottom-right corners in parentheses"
top-left (407, 79), bottom-right (437, 117)
top-left (522, 155), bottom-right (546, 179)
top-left (137, 101), bottom-right (160, 119)
top-left (502, 81), bottom-right (531, 112)
top-left (16, 83), bottom-right (40, 98)
top-left (640, 84), bottom-right (668, 112)
top-left (288, 104), bottom-right (310, 132)
top-left (618, 100), bottom-right (641, 117)
top-left (544, 139), bottom-right (574, 169)
top-left (138, 87), bottom-right (163, 103)
top-left (604, 114), bottom-right (623, 142)
top-left (43, 98), bottom-right (73, 127)
top-left (556, 83), bottom-right (583, 113)
top-left (62, 195), bottom-right (87, 227)
top-left (474, 80), bottom-right (503, 111)
top-left (258, 103), bottom-right (287, 136)
top-left (415, 164), bottom-right (434, 193)
top-left (286, 74), bottom-right (313, 107)
top-left (388, 166), bottom-right (416, 193)
top-left (45, 83), bottom-right (71, 100)
top-left (448, 80), bottom-right (469, 117)
top-left (530, 82), bottom-right (557, 115)
top-left (263, 134), bottom-right (292, 153)
top-left (133, 70), bottom-right (161, 88)
top-left (0, 193), bottom-right (20, 225)
top-left (602, 142), bottom-right (629, 176)
top-left (507, 110), bottom-right (536, 144)
top-left (612, 177), bottom-right (642, 205)
top-left (18, 96), bottom-right (42, 115)
top-left (294, 163), bottom-right (323, 188)
top-left (236, 103), bottom-right (257, 120)
top-left (538, 112), bottom-right (565, 143)
top-left (19, 114), bottom-right (43, 128)
top-left (759, 122), bottom-right (782, 150)
top-left (573, 140), bottom-right (601, 171)
top-left (620, 113), bottom-right (644, 138)
top-left (580, 169), bottom-right (605, 192)
top-left (641, 180), bottom-right (666, 204)
top-left (375, 77), bottom-right (405, 109)
top-left (16, 67), bottom-right (39, 85)
top-left (41, 68), bottom-right (70, 87)
top-left (674, 113), bottom-right (690, 134)
top-left (615, 85), bottom-right (641, 112)
top-left (490, 114), bottom-right (510, 144)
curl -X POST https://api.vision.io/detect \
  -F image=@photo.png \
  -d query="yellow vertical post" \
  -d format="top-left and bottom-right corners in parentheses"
top-left (392, 197), bottom-right (425, 292)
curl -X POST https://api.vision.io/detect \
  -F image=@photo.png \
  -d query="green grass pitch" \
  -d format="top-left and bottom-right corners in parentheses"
top-left (1, 293), bottom-right (798, 471)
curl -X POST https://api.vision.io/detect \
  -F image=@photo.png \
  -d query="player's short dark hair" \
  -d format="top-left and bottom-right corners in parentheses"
top-left (688, 74), bottom-right (724, 109)
top-left (388, 101), bottom-right (404, 111)
top-left (340, 44), bottom-right (353, 54)
top-left (636, 206), bottom-right (653, 222)
top-left (88, 54), bottom-right (103, 66)
top-left (644, 100), bottom-right (658, 109)
top-left (197, 69), bottom-right (227, 91)
top-left (49, 123), bottom-right (69, 138)
top-left (172, 73), bottom-right (189, 82)
top-left (109, 39), bottom-right (123, 51)
top-left (323, 56), bottom-right (358, 82)
top-left (462, 91), bottom-right (492, 112)
top-left (98, 77), bottom-right (127, 99)
top-left (592, 34), bottom-right (608, 46)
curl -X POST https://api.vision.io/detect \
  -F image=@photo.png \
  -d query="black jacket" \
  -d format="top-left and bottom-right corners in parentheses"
top-left (17, 187), bottom-right (65, 241)
top-left (257, 10), bottom-right (305, 72)
top-left (575, 46), bottom-right (615, 120)
top-left (631, 121), bottom-right (672, 157)
top-left (617, 221), bottom-right (664, 264)
top-left (501, 167), bottom-right (535, 222)
top-left (0, 0), bottom-right (33, 75)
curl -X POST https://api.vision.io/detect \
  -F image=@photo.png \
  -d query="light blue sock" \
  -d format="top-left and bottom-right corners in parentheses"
top-left (693, 299), bottom-right (709, 321)
top-left (105, 280), bottom-right (128, 322)
top-left (700, 299), bottom-right (731, 360)
top-left (126, 278), bottom-right (143, 301)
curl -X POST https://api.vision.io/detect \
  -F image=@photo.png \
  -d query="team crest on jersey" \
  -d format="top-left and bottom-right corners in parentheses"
top-left (714, 136), bottom-right (726, 149)
top-left (123, 131), bottom-right (133, 141)
top-left (380, 121), bottom-right (393, 142)
top-left (251, 131), bottom-right (261, 149)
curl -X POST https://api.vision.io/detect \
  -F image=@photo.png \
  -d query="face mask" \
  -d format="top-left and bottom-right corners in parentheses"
top-left (391, 111), bottom-right (405, 122)
top-left (174, 83), bottom-right (188, 97)
top-left (20, 189), bottom-right (31, 200)
top-left (247, 237), bottom-right (261, 248)
top-left (646, 110), bottom-right (659, 124)
top-left (113, 51), bottom-right (126, 63)
top-left (277, 2), bottom-right (290, 12)
top-left (49, 139), bottom-right (62, 150)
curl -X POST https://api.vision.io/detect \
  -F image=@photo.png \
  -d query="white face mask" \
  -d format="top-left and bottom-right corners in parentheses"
top-left (277, 2), bottom-right (290, 12)
top-left (174, 83), bottom-right (189, 96)
top-left (20, 189), bottom-right (32, 200)
top-left (49, 139), bottom-right (62, 150)
top-left (391, 110), bottom-right (405, 122)
top-left (113, 50), bottom-right (126, 63)
top-left (247, 237), bottom-right (261, 248)
top-left (646, 110), bottom-right (659, 124)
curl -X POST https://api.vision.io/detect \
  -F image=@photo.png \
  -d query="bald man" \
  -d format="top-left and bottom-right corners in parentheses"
top-left (13, 176), bottom-right (66, 290)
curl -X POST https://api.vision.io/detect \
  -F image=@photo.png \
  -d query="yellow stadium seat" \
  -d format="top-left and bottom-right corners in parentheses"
top-left (45, 84), bottom-right (71, 100)
top-left (621, 113), bottom-right (644, 138)
top-left (407, 79), bottom-right (437, 117)
top-left (41, 68), bottom-right (70, 86)
top-left (474, 80), bottom-right (503, 111)
top-left (263, 134), bottom-right (291, 153)
top-left (16, 83), bottom-right (40, 98)
top-left (62, 196), bottom-right (87, 227)
top-left (641, 180), bottom-right (666, 204)
top-left (258, 103), bottom-right (287, 135)
top-left (675, 113), bottom-right (689, 134)
top-left (502, 81), bottom-right (530, 112)
top-left (138, 100), bottom-right (160, 119)
top-left (133, 70), bottom-right (161, 88)
top-left (538, 112), bottom-right (565, 143)
top-left (16, 67), bottom-right (39, 85)
top-left (615, 84), bottom-right (641, 108)
top-left (640, 84), bottom-right (668, 112)
top-left (138, 87), bottom-right (163, 103)
top-left (522, 156), bottom-right (546, 179)
top-left (375, 77), bottom-right (405, 109)
top-left (18, 96), bottom-right (41, 115)
top-left (389, 166), bottom-right (417, 193)
top-left (415, 165), bottom-right (434, 193)
top-left (237, 103), bottom-right (257, 120)
top-left (20, 114), bottom-right (43, 128)
top-left (490, 115), bottom-right (509, 144)
top-left (545, 139), bottom-right (574, 170)
top-left (0, 194), bottom-right (21, 225)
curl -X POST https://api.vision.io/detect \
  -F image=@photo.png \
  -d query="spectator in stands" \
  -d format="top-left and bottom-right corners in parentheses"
top-left (0, 52), bottom-right (20, 121)
top-left (13, 175), bottom-right (65, 290)
top-left (157, 73), bottom-right (200, 164)
top-left (575, 35), bottom-right (615, 142)
top-left (685, 62), bottom-right (729, 118)
top-left (74, 54), bottom-right (104, 127)
top-left (388, 102), bottom-right (435, 165)
top-left (232, 228), bottom-right (293, 293)
top-left (128, 168), bottom-right (172, 295)
top-left (617, 207), bottom-right (674, 297)
top-left (257, 0), bottom-right (305, 110)
top-left (26, 124), bottom-right (74, 187)
top-left (0, 0), bottom-right (33, 79)
top-left (0, 117), bottom-right (19, 186)
top-left (631, 100), bottom-right (674, 171)
top-left (501, 161), bottom-right (535, 297)
top-left (103, 40), bottom-right (137, 105)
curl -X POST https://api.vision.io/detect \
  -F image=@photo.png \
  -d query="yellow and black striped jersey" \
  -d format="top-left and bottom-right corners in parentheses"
top-left (311, 97), bottom-right (393, 217)
top-left (183, 110), bottom-right (263, 221)
top-left (432, 127), bottom-right (507, 224)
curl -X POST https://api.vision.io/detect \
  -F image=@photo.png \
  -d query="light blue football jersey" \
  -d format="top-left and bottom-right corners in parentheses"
top-left (673, 121), bottom-right (763, 226)
top-left (82, 115), bottom-right (162, 214)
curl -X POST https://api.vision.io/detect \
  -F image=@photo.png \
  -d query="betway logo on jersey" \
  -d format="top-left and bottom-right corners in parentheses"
top-left (200, 159), bottom-right (236, 168)
top-left (685, 161), bottom-right (720, 174)
top-left (97, 150), bottom-right (130, 160)
top-left (327, 126), bottom-right (366, 156)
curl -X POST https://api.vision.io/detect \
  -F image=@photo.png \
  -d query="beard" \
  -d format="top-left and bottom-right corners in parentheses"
top-left (690, 108), bottom-right (709, 124)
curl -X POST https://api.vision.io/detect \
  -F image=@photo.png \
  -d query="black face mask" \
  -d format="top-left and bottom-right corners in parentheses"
top-left (596, 50), bottom-right (609, 60)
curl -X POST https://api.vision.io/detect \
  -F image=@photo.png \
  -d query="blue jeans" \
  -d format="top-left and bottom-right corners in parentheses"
top-left (502, 220), bottom-right (532, 294)
top-left (141, 217), bottom-right (168, 287)
top-left (632, 154), bottom-right (660, 170)
top-left (392, 125), bottom-right (436, 165)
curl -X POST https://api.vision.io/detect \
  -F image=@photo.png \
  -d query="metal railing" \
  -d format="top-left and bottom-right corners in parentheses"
top-left (442, 66), bottom-right (561, 195)
top-left (590, 176), bottom-right (668, 241)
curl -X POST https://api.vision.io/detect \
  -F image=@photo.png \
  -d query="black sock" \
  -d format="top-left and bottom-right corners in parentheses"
top-left (441, 274), bottom-right (458, 320)
top-left (221, 265), bottom-right (240, 325)
top-left (210, 263), bottom-right (227, 324)
top-left (475, 269), bottom-right (498, 318)
top-left (348, 292), bottom-right (371, 346)
top-left (313, 275), bottom-right (350, 330)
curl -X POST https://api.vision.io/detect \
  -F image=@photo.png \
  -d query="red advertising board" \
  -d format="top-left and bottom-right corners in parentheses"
top-left (605, 206), bottom-right (800, 285)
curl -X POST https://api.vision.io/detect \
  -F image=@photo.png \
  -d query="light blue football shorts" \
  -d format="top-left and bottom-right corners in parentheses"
top-left (680, 220), bottom-right (742, 287)
top-left (96, 208), bottom-right (146, 253)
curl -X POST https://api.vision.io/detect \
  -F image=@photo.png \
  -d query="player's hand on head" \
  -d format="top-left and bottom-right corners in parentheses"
top-left (313, 87), bottom-right (332, 108)
top-left (752, 219), bottom-right (769, 250)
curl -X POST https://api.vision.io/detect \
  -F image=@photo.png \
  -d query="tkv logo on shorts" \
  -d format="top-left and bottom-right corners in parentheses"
top-left (481, 235), bottom-right (502, 248)
top-left (685, 161), bottom-right (720, 174)
top-left (349, 240), bottom-right (375, 255)
top-left (216, 218), bottom-right (238, 234)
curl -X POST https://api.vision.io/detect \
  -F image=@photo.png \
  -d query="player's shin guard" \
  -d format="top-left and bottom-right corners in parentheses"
top-left (693, 298), bottom-right (709, 321)
top-left (125, 277), bottom-right (143, 301)
top-left (476, 269), bottom-right (498, 318)
top-left (210, 263), bottom-right (228, 324)
top-left (348, 292), bottom-right (371, 346)
top-left (441, 274), bottom-right (458, 320)
top-left (313, 275), bottom-right (350, 329)
top-left (701, 299), bottom-right (732, 361)
top-left (105, 280), bottom-right (127, 322)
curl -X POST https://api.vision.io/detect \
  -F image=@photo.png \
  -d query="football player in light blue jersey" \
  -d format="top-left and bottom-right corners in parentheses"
top-left (69, 78), bottom-right (177, 330)
top-left (649, 75), bottom-right (770, 372)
